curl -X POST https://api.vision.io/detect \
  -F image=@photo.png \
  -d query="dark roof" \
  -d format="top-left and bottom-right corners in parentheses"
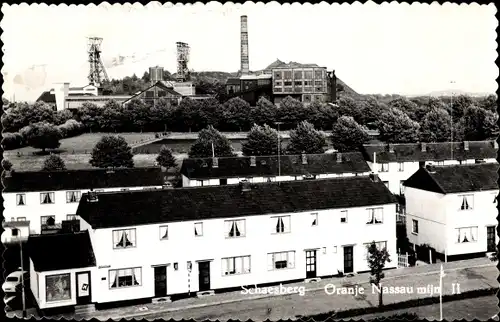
top-left (180, 153), bottom-right (371, 179)
top-left (404, 163), bottom-right (498, 194)
top-left (2, 167), bottom-right (163, 193)
top-left (226, 78), bottom-right (241, 85)
top-left (76, 176), bottom-right (396, 229)
top-left (123, 82), bottom-right (182, 104)
top-left (28, 231), bottom-right (96, 272)
top-left (361, 141), bottom-right (498, 163)
top-left (36, 91), bottom-right (56, 103)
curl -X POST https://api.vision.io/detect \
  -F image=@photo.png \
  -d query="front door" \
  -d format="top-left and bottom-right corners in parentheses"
top-left (487, 226), bottom-right (496, 252)
top-left (343, 246), bottom-right (354, 274)
top-left (76, 271), bottom-right (91, 305)
top-left (198, 262), bottom-right (211, 292)
top-left (154, 266), bottom-right (167, 298)
top-left (305, 250), bottom-right (317, 278)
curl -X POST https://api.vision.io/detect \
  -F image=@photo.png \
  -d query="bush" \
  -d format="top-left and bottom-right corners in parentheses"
top-left (57, 119), bottom-right (85, 138)
top-left (2, 132), bottom-right (25, 150)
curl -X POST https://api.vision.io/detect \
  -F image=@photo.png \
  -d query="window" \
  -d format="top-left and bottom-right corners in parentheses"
top-left (311, 213), bottom-right (318, 226)
top-left (41, 216), bottom-right (56, 227)
top-left (294, 80), bottom-right (303, 87)
top-left (314, 80), bottom-right (323, 86)
top-left (159, 225), bottom-right (168, 240)
top-left (274, 71), bottom-right (282, 79)
top-left (340, 210), bottom-right (348, 223)
top-left (46, 274), bottom-right (71, 302)
top-left (378, 163), bottom-right (389, 172)
top-left (367, 208), bottom-right (383, 224)
top-left (314, 70), bottom-right (323, 79)
top-left (265, 177), bottom-right (276, 182)
top-left (284, 71), bottom-right (292, 79)
top-left (275, 81), bottom-right (282, 86)
top-left (304, 81), bottom-right (313, 86)
top-left (268, 251), bottom-right (295, 270)
top-left (272, 215), bottom-right (291, 234)
top-left (225, 219), bottom-right (246, 238)
top-left (120, 188), bottom-right (130, 192)
top-left (398, 162), bottom-right (404, 172)
top-left (294, 71), bottom-right (303, 79)
top-left (17, 217), bottom-right (26, 221)
top-left (304, 71), bottom-right (313, 79)
top-left (436, 161), bottom-right (445, 166)
top-left (40, 192), bottom-right (55, 204)
top-left (221, 256), bottom-right (251, 275)
top-left (459, 195), bottom-right (474, 210)
top-left (493, 193), bottom-right (498, 203)
top-left (109, 268), bottom-right (142, 289)
top-left (194, 222), bottom-right (203, 237)
top-left (66, 191), bottom-right (81, 203)
top-left (284, 81), bottom-right (292, 86)
top-left (274, 88), bottom-right (283, 93)
top-left (16, 194), bottom-right (26, 206)
top-left (456, 227), bottom-right (478, 243)
top-left (66, 214), bottom-right (77, 221)
top-left (412, 219), bottom-right (418, 234)
top-left (400, 181), bottom-right (406, 195)
top-left (12, 228), bottom-right (19, 236)
top-left (112, 229), bottom-right (136, 249)
top-left (303, 95), bottom-right (311, 102)
top-left (364, 241), bottom-right (388, 260)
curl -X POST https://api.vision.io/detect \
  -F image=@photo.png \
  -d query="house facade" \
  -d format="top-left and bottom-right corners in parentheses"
top-left (360, 141), bottom-right (498, 196)
top-left (403, 163), bottom-right (498, 260)
top-left (29, 176), bottom-right (397, 309)
top-left (1, 167), bottom-right (164, 240)
top-left (122, 81), bottom-right (183, 107)
top-left (180, 152), bottom-right (372, 187)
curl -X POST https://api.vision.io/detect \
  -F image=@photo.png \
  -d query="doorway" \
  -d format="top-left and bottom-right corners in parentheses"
top-left (343, 246), bottom-right (354, 274)
top-left (487, 226), bottom-right (496, 252)
top-left (76, 271), bottom-right (91, 305)
top-left (198, 262), bottom-right (211, 291)
top-left (154, 266), bottom-right (168, 298)
top-left (305, 250), bottom-right (317, 278)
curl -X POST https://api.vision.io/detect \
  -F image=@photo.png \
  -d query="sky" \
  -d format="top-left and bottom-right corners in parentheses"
top-left (1, 1), bottom-right (498, 102)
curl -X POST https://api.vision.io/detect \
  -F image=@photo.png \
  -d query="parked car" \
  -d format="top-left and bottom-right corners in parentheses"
top-left (2, 269), bottom-right (28, 294)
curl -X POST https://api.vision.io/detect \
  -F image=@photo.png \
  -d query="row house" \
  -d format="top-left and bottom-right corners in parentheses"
top-left (28, 175), bottom-right (397, 311)
top-left (1, 167), bottom-right (165, 242)
top-left (180, 152), bottom-right (372, 187)
top-left (360, 140), bottom-right (498, 197)
top-left (403, 163), bottom-right (498, 261)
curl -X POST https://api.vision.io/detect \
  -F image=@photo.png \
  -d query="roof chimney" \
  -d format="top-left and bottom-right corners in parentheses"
top-left (464, 141), bottom-right (469, 151)
top-left (213, 157), bottom-right (219, 168)
top-left (426, 164), bottom-right (435, 173)
top-left (250, 156), bottom-right (256, 167)
top-left (389, 144), bottom-right (395, 153)
top-left (302, 153), bottom-right (308, 165)
top-left (421, 142), bottom-right (427, 152)
top-left (369, 172), bottom-right (379, 182)
top-left (87, 191), bottom-right (99, 203)
top-left (240, 179), bottom-right (251, 192)
top-left (336, 152), bottom-right (342, 163)
top-left (240, 15), bottom-right (250, 75)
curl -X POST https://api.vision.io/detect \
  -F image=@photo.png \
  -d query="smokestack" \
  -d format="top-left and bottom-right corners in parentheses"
top-left (240, 15), bottom-right (249, 75)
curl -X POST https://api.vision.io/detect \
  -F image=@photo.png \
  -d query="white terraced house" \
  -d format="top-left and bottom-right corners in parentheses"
top-left (360, 140), bottom-right (498, 196)
top-left (1, 167), bottom-right (165, 243)
top-left (403, 163), bottom-right (498, 261)
top-left (27, 175), bottom-right (397, 312)
top-left (180, 152), bottom-right (372, 187)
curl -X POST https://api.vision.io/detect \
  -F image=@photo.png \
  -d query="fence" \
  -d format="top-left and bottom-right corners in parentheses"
top-left (397, 253), bottom-right (410, 268)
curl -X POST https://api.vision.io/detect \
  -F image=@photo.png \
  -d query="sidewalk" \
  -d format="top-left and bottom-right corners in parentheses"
top-left (66, 257), bottom-right (497, 320)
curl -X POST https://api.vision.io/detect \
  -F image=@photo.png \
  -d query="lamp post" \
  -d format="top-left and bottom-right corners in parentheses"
top-left (274, 122), bottom-right (283, 178)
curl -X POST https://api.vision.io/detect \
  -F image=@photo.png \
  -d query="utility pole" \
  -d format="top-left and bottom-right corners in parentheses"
top-left (275, 121), bottom-right (283, 178)
top-left (450, 81), bottom-right (455, 160)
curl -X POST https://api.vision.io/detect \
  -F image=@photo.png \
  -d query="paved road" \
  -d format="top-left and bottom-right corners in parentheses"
top-left (354, 295), bottom-right (499, 321)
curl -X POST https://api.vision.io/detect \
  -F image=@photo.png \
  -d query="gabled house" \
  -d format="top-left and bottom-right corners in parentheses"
top-left (1, 167), bottom-right (165, 240)
top-left (122, 81), bottom-right (183, 107)
top-left (29, 176), bottom-right (397, 310)
top-left (360, 140), bottom-right (498, 196)
top-left (180, 152), bottom-right (372, 187)
top-left (403, 163), bottom-right (498, 261)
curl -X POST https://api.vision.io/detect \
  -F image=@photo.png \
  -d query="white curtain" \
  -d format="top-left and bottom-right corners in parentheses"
top-left (243, 256), bottom-right (250, 273)
top-left (367, 209), bottom-right (375, 224)
top-left (275, 217), bottom-right (284, 233)
top-left (466, 195), bottom-right (474, 209)
top-left (375, 209), bottom-right (383, 223)
top-left (283, 216), bottom-right (291, 232)
top-left (113, 231), bottom-right (121, 247)
top-left (133, 268), bottom-right (141, 285)
top-left (235, 257), bottom-right (243, 274)
top-left (161, 226), bottom-right (168, 239)
top-left (456, 229), bottom-right (461, 243)
top-left (235, 220), bottom-right (244, 236)
top-left (109, 270), bottom-right (117, 288)
top-left (224, 221), bottom-right (232, 237)
top-left (471, 227), bottom-right (477, 242)
top-left (287, 251), bottom-right (295, 268)
top-left (460, 228), bottom-right (470, 243)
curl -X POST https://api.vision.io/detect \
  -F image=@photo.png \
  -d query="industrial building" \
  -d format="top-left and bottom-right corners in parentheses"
top-left (225, 16), bottom-right (338, 107)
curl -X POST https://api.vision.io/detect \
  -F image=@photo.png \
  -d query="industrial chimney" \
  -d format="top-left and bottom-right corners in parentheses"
top-left (240, 15), bottom-right (250, 75)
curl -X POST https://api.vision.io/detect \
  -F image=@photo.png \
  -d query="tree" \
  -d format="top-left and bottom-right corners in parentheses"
top-left (377, 108), bottom-right (420, 143)
top-left (336, 96), bottom-right (364, 123)
top-left (419, 108), bottom-right (452, 142)
top-left (99, 100), bottom-right (124, 132)
top-left (478, 94), bottom-right (497, 113)
top-left (278, 96), bottom-right (307, 130)
top-left (461, 105), bottom-right (499, 141)
top-left (366, 241), bottom-right (391, 307)
top-left (123, 99), bottom-right (150, 132)
top-left (251, 97), bottom-right (278, 126)
top-left (331, 116), bottom-right (369, 152)
top-left (188, 126), bottom-right (235, 158)
top-left (89, 136), bottom-right (134, 168)
top-left (76, 102), bottom-right (102, 133)
top-left (156, 145), bottom-right (177, 171)
top-left (388, 97), bottom-right (419, 121)
top-left (241, 124), bottom-right (280, 156)
top-left (20, 122), bottom-right (62, 153)
top-left (305, 101), bottom-right (338, 130)
top-left (221, 97), bottom-right (251, 131)
top-left (286, 121), bottom-right (327, 155)
top-left (42, 154), bottom-right (67, 171)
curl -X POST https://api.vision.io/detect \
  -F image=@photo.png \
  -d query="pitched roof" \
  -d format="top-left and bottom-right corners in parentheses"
top-left (28, 231), bottom-right (96, 272)
top-left (404, 163), bottom-right (498, 194)
top-left (36, 91), bottom-right (56, 103)
top-left (76, 176), bottom-right (396, 229)
top-left (226, 78), bottom-right (241, 85)
top-left (180, 152), bottom-right (371, 179)
top-left (361, 141), bottom-right (498, 163)
top-left (2, 167), bottom-right (164, 193)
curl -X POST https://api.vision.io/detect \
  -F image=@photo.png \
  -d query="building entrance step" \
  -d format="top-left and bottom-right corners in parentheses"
top-left (152, 296), bottom-right (171, 304)
top-left (196, 290), bottom-right (215, 297)
top-left (305, 277), bottom-right (321, 283)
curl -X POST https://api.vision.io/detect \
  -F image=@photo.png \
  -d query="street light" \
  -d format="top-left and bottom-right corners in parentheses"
top-left (274, 121), bottom-right (284, 178)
